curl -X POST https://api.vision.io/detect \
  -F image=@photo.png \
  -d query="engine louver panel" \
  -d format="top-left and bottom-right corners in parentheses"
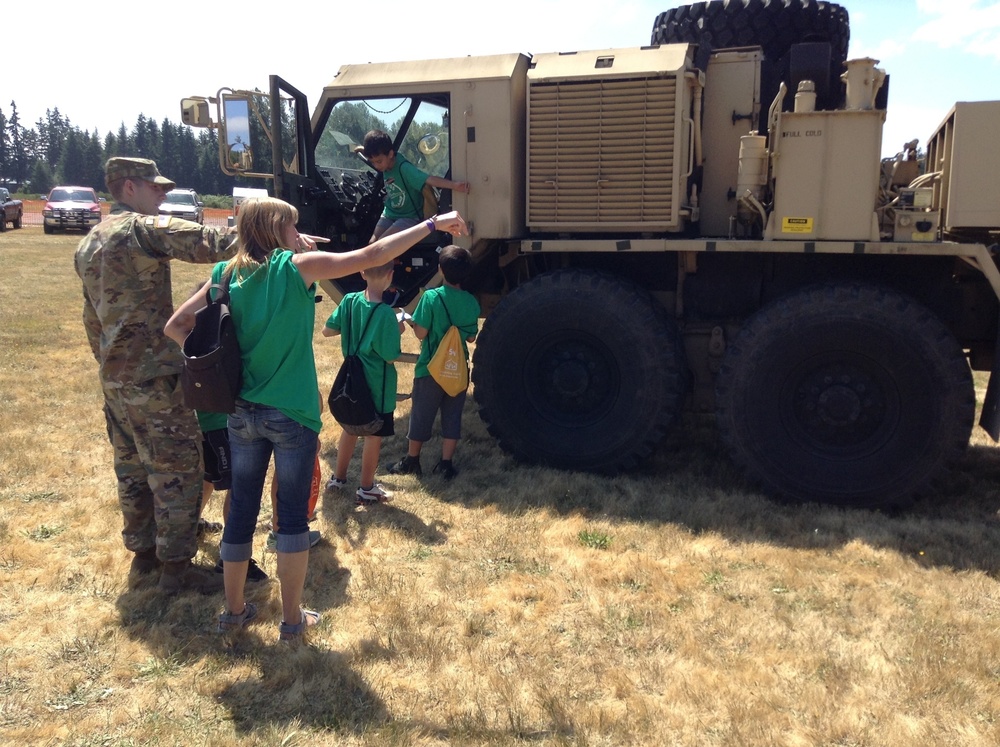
top-left (528, 76), bottom-right (681, 231)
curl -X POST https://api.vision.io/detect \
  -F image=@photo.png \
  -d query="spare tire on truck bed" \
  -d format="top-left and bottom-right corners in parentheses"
top-left (652, 0), bottom-right (850, 114)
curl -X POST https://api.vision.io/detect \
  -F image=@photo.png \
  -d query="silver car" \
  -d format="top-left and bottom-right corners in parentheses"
top-left (159, 188), bottom-right (204, 224)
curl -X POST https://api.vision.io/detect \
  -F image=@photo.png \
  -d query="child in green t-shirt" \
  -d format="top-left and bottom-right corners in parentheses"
top-left (388, 245), bottom-right (480, 479)
top-left (361, 129), bottom-right (470, 241)
top-left (322, 261), bottom-right (403, 505)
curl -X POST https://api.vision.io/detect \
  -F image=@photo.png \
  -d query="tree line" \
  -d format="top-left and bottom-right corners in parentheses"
top-left (0, 101), bottom-right (252, 197)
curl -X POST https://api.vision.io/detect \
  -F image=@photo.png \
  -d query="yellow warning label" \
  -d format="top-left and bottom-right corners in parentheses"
top-left (781, 216), bottom-right (814, 233)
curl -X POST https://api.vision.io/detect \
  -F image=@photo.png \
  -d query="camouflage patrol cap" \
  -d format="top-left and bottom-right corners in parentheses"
top-left (104, 157), bottom-right (176, 191)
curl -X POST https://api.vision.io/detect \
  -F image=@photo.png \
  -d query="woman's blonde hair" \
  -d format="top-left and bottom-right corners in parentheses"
top-left (225, 196), bottom-right (299, 277)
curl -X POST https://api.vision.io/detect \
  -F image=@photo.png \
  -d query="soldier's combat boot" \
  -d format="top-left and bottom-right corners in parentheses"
top-left (158, 560), bottom-right (225, 595)
top-left (129, 547), bottom-right (162, 577)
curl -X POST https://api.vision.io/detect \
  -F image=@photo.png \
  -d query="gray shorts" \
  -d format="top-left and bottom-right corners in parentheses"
top-left (407, 375), bottom-right (467, 442)
top-left (373, 216), bottom-right (420, 240)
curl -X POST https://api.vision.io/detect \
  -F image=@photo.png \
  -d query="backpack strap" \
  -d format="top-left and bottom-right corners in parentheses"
top-left (438, 295), bottom-right (454, 327)
top-left (436, 294), bottom-right (469, 364)
top-left (397, 159), bottom-right (421, 220)
top-left (347, 300), bottom-right (380, 356)
top-left (344, 298), bottom-right (388, 413)
top-left (205, 267), bottom-right (235, 306)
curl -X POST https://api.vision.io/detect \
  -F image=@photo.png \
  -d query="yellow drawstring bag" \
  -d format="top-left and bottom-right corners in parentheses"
top-left (427, 302), bottom-right (469, 396)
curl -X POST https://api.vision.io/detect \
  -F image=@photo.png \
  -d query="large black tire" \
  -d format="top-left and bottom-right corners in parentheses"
top-left (714, 284), bottom-right (974, 508)
top-left (652, 0), bottom-right (849, 114)
top-left (652, 0), bottom-right (849, 64)
top-left (13, 210), bottom-right (22, 229)
top-left (472, 270), bottom-right (688, 473)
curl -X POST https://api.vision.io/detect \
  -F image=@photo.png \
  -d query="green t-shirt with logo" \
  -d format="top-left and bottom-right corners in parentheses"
top-left (325, 293), bottom-right (401, 414)
top-left (412, 286), bottom-right (480, 379)
top-left (382, 157), bottom-right (428, 220)
top-left (212, 250), bottom-right (321, 432)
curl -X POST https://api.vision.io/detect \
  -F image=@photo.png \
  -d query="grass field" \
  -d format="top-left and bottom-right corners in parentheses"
top-left (3, 226), bottom-right (1000, 746)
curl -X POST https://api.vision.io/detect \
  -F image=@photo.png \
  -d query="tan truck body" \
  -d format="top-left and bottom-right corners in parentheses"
top-left (181, 6), bottom-right (1000, 509)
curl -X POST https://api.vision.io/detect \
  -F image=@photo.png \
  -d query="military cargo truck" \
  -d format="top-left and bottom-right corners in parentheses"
top-left (181, 1), bottom-right (1000, 509)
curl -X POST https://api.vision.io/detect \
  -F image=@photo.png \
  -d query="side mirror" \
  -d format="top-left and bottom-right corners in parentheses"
top-left (222, 95), bottom-right (254, 172)
top-left (180, 97), bottom-right (212, 128)
top-left (418, 134), bottom-right (442, 155)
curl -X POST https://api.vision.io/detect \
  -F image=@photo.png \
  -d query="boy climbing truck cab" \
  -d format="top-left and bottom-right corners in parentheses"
top-left (180, 1), bottom-right (1000, 510)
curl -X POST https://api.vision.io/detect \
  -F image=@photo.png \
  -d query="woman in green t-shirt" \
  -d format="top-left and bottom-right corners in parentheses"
top-left (167, 198), bottom-right (468, 640)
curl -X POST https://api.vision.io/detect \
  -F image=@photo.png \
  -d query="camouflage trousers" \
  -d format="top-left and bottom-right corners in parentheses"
top-left (102, 374), bottom-right (203, 563)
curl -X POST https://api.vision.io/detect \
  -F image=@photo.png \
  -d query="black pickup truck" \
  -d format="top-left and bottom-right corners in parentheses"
top-left (0, 188), bottom-right (23, 231)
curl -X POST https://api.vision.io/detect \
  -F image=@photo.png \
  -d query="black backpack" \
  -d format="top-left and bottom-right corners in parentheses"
top-left (327, 302), bottom-right (385, 436)
top-left (181, 274), bottom-right (243, 414)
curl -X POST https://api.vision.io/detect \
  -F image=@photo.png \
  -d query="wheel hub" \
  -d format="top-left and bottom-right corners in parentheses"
top-left (817, 384), bottom-right (861, 425)
top-left (552, 357), bottom-right (590, 398)
top-left (528, 337), bottom-right (616, 422)
top-left (793, 365), bottom-right (887, 447)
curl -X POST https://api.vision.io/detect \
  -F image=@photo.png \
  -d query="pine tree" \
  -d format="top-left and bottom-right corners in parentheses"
top-left (56, 129), bottom-right (87, 186)
top-left (116, 123), bottom-right (130, 154)
top-left (8, 101), bottom-right (28, 185)
top-left (39, 108), bottom-right (70, 168)
top-left (159, 118), bottom-right (178, 187)
top-left (30, 159), bottom-right (54, 194)
top-left (0, 106), bottom-right (9, 182)
top-left (103, 132), bottom-right (117, 160)
top-left (177, 124), bottom-right (199, 190)
top-left (146, 118), bottom-right (161, 163)
top-left (133, 114), bottom-right (149, 158)
top-left (83, 131), bottom-right (104, 191)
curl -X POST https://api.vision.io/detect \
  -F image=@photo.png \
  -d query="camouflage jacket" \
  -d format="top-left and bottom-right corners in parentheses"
top-left (74, 205), bottom-right (238, 387)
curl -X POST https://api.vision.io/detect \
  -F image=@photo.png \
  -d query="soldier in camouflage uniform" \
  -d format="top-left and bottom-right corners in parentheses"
top-left (75, 157), bottom-right (237, 595)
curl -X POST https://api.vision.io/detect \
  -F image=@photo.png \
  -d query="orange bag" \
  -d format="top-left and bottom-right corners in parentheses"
top-left (307, 455), bottom-right (321, 521)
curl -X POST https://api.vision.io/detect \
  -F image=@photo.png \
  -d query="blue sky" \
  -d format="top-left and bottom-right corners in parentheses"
top-left (849, 0), bottom-right (1000, 154)
top-left (8, 1), bottom-right (998, 157)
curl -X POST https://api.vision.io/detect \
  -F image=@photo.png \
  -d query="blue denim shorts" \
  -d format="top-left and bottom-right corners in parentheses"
top-left (220, 401), bottom-right (318, 560)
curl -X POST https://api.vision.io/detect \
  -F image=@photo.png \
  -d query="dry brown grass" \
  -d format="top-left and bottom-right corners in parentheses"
top-left (3, 226), bottom-right (1000, 746)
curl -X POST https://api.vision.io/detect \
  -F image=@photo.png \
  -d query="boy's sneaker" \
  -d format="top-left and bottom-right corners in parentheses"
top-left (246, 558), bottom-right (269, 582)
top-left (265, 530), bottom-right (322, 552)
top-left (356, 483), bottom-right (393, 505)
top-left (326, 476), bottom-right (348, 490)
top-left (197, 518), bottom-right (223, 536)
top-left (214, 557), bottom-right (269, 582)
top-left (388, 455), bottom-right (422, 476)
top-left (432, 460), bottom-right (458, 480)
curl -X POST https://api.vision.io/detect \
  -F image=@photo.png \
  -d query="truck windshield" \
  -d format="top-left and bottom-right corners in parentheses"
top-left (50, 190), bottom-right (96, 202)
top-left (316, 97), bottom-right (453, 179)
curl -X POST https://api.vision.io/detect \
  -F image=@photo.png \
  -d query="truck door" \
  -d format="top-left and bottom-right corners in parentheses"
top-left (267, 75), bottom-right (315, 226)
top-left (207, 77), bottom-right (317, 227)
